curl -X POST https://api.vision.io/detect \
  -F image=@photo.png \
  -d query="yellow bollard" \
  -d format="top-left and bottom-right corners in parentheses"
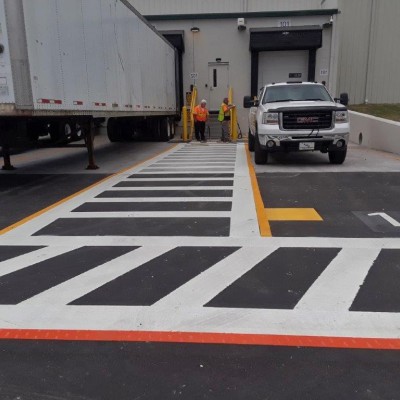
top-left (228, 87), bottom-right (238, 142)
top-left (182, 106), bottom-right (188, 142)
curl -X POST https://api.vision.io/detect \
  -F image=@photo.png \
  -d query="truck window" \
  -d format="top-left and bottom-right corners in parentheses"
top-left (263, 85), bottom-right (333, 104)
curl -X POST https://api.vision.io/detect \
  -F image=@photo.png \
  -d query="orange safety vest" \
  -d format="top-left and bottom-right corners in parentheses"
top-left (193, 105), bottom-right (209, 122)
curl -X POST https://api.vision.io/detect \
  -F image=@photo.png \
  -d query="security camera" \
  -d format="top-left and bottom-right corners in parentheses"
top-left (237, 18), bottom-right (246, 31)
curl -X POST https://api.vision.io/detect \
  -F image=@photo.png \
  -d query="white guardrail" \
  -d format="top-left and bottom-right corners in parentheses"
top-left (349, 111), bottom-right (400, 155)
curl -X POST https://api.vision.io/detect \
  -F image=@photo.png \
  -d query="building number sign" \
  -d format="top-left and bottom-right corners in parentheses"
top-left (278, 20), bottom-right (291, 28)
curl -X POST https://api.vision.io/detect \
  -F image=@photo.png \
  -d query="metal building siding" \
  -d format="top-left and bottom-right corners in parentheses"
top-left (129, 0), bottom-right (243, 15)
top-left (336, 0), bottom-right (372, 104)
top-left (366, 0), bottom-right (400, 103)
top-left (130, 0), bottom-right (338, 15)
top-left (247, 0), bottom-right (323, 12)
top-left (338, 0), bottom-right (400, 104)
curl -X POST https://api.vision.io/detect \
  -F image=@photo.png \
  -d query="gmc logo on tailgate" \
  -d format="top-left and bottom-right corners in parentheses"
top-left (297, 116), bottom-right (319, 123)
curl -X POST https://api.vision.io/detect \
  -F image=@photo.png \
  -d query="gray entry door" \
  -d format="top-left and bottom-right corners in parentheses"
top-left (208, 63), bottom-right (229, 111)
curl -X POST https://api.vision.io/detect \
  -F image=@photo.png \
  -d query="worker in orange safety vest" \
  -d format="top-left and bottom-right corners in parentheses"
top-left (193, 99), bottom-right (209, 142)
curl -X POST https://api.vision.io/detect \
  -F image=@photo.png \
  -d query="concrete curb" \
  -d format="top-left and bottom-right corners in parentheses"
top-left (349, 111), bottom-right (400, 156)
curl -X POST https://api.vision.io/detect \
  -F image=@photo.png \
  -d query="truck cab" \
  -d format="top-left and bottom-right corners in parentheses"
top-left (244, 82), bottom-right (350, 165)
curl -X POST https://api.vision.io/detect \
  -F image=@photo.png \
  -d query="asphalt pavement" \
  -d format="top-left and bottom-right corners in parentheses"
top-left (0, 135), bottom-right (400, 399)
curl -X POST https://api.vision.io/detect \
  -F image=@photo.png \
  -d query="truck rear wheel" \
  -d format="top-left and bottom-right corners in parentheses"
top-left (248, 130), bottom-right (255, 152)
top-left (254, 133), bottom-right (268, 164)
top-left (329, 148), bottom-right (347, 164)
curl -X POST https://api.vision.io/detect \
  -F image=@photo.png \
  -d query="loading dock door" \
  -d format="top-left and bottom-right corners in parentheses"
top-left (258, 50), bottom-right (309, 87)
top-left (208, 63), bottom-right (229, 111)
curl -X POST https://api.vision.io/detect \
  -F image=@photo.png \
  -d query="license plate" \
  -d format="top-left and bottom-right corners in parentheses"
top-left (299, 142), bottom-right (315, 151)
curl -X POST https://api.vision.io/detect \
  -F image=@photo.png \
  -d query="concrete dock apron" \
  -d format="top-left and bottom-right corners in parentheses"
top-left (0, 142), bottom-right (399, 349)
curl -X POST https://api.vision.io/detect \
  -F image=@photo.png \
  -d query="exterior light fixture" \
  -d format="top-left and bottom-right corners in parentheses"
top-left (216, 58), bottom-right (222, 62)
top-left (190, 27), bottom-right (200, 33)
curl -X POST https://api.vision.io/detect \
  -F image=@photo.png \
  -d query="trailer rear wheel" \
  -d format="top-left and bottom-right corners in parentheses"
top-left (159, 118), bottom-right (169, 142)
top-left (107, 118), bottom-right (123, 142)
top-left (146, 118), bottom-right (160, 141)
top-left (49, 120), bottom-right (73, 144)
top-left (71, 123), bottom-right (83, 141)
top-left (169, 119), bottom-right (176, 139)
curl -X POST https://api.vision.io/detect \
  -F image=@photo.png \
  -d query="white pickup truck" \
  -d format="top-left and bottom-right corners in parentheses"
top-left (244, 82), bottom-right (350, 164)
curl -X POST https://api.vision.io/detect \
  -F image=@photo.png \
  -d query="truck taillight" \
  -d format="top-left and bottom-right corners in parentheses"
top-left (262, 112), bottom-right (279, 125)
top-left (335, 110), bottom-right (348, 123)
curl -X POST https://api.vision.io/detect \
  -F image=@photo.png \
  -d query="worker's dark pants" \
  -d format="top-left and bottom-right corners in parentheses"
top-left (194, 121), bottom-right (206, 141)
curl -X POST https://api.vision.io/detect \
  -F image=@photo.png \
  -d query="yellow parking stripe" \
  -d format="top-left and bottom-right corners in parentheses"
top-left (266, 208), bottom-right (323, 221)
top-left (245, 144), bottom-right (272, 237)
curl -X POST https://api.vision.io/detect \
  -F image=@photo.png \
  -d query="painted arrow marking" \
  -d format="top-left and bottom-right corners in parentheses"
top-left (368, 213), bottom-right (400, 227)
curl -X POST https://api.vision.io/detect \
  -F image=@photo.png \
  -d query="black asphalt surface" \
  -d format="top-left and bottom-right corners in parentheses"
top-left (34, 217), bottom-right (231, 236)
top-left (350, 249), bottom-right (400, 313)
top-left (0, 174), bottom-right (109, 230)
top-left (0, 341), bottom-right (399, 400)
top-left (73, 201), bottom-right (233, 212)
top-left (258, 172), bottom-right (400, 237)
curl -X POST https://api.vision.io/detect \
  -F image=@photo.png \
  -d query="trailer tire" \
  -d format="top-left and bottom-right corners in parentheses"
top-left (107, 118), bottom-right (123, 142)
top-left (170, 119), bottom-right (176, 139)
top-left (71, 123), bottom-right (83, 141)
top-left (49, 120), bottom-right (72, 144)
top-left (146, 118), bottom-right (160, 141)
top-left (159, 118), bottom-right (169, 142)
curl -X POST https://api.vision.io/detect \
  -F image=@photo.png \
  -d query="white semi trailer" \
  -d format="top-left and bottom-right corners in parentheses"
top-left (0, 0), bottom-right (179, 169)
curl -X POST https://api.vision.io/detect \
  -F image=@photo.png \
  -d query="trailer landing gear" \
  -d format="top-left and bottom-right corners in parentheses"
top-left (84, 119), bottom-right (99, 170)
top-left (1, 145), bottom-right (16, 170)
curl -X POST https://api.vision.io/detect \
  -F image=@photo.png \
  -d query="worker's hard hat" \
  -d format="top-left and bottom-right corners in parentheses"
top-left (201, 99), bottom-right (207, 104)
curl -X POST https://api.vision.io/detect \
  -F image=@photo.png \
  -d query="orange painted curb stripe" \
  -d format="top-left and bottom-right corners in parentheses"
top-left (0, 143), bottom-right (178, 236)
top-left (1, 329), bottom-right (400, 350)
top-left (245, 144), bottom-right (272, 236)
